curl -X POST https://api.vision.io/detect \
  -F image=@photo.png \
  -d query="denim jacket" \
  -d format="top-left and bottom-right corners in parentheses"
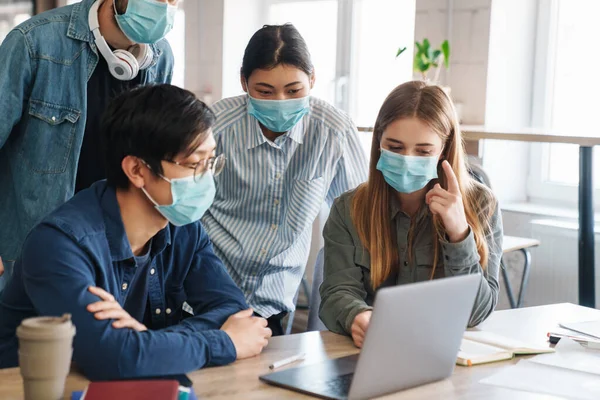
top-left (0, 0), bottom-right (173, 271)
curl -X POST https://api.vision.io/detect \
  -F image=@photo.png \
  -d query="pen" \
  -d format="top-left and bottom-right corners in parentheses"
top-left (269, 353), bottom-right (306, 370)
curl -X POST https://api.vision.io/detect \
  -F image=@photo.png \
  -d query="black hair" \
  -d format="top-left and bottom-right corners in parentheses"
top-left (114, 0), bottom-right (128, 15)
top-left (101, 84), bottom-right (216, 189)
top-left (241, 23), bottom-right (314, 81)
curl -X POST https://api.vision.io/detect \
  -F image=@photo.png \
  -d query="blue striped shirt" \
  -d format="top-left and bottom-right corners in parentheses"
top-left (202, 95), bottom-right (368, 317)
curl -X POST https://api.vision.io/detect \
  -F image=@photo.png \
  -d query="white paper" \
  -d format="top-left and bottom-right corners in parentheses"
top-left (463, 330), bottom-right (552, 353)
top-left (459, 339), bottom-right (504, 356)
top-left (561, 320), bottom-right (600, 339)
top-left (480, 360), bottom-right (600, 400)
top-left (529, 338), bottom-right (600, 376)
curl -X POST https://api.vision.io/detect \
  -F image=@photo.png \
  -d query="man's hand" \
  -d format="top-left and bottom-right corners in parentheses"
top-left (221, 309), bottom-right (272, 359)
top-left (87, 286), bottom-right (147, 332)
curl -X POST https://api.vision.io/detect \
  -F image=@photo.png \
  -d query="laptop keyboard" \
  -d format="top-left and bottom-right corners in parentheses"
top-left (321, 373), bottom-right (354, 397)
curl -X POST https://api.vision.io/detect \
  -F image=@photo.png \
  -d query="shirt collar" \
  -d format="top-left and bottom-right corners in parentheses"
top-left (100, 183), bottom-right (171, 262)
top-left (246, 116), bottom-right (268, 150)
top-left (389, 192), bottom-right (430, 222)
top-left (68, 0), bottom-right (96, 43)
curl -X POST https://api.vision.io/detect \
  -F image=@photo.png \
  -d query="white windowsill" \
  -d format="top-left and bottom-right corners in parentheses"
top-left (529, 219), bottom-right (600, 234)
top-left (502, 202), bottom-right (600, 224)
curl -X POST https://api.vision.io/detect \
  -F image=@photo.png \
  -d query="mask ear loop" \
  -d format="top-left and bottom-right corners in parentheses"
top-left (140, 160), bottom-right (172, 183)
top-left (141, 187), bottom-right (161, 207)
top-left (139, 160), bottom-right (172, 207)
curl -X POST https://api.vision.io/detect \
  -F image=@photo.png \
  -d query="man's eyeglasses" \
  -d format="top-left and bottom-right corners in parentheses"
top-left (164, 154), bottom-right (226, 182)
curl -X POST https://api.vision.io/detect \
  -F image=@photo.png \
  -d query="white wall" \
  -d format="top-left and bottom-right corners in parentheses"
top-left (500, 211), bottom-right (600, 309)
top-left (222, 0), bottom-right (265, 99)
top-left (184, 0), bottom-right (225, 103)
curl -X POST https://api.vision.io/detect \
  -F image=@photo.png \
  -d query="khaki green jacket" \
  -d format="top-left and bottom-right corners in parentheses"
top-left (319, 188), bottom-right (503, 335)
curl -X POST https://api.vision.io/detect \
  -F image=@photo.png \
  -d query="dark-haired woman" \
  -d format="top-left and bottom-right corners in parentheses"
top-left (202, 24), bottom-right (368, 336)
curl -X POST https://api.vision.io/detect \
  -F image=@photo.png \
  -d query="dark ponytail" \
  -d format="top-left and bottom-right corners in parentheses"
top-left (241, 24), bottom-right (314, 80)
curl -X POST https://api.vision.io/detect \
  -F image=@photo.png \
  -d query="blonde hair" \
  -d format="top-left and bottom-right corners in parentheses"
top-left (351, 81), bottom-right (496, 289)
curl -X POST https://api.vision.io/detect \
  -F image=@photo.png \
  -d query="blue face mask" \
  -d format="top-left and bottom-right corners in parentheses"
top-left (247, 95), bottom-right (310, 133)
top-left (115, 0), bottom-right (177, 44)
top-left (376, 148), bottom-right (439, 194)
top-left (142, 172), bottom-right (216, 226)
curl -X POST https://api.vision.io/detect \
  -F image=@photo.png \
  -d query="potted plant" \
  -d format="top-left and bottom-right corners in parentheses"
top-left (397, 39), bottom-right (450, 84)
top-left (397, 39), bottom-right (463, 121)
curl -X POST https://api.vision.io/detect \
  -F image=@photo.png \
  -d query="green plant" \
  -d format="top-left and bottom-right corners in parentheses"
top-left (396, 39), bottom-right (451, 82)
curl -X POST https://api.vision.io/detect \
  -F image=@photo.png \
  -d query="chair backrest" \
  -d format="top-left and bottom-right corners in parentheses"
top-left (307, 248), bottom-right (327, 331)
top-left (467, 156), bottom-right (492, 189)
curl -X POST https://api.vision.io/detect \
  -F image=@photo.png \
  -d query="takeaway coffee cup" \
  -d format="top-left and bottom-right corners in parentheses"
top-left (17, 314), bottom-right (76, 400)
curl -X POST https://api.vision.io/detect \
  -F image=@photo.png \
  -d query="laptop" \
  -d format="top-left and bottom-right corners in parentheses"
top-left (260, 274), bottom-right (481, 400)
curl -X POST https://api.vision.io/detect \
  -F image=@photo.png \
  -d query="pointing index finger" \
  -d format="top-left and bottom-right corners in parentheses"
top-left (88, 286), bottom-right (115, 302)
top-left (442, 160), bottom-right (460, 194)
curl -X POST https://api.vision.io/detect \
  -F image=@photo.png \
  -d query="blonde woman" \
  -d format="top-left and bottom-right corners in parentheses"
top-left (319, 81), bottom-right (503, 348)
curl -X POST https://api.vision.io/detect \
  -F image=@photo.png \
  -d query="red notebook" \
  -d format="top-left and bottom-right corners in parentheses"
top-left (82, 380), bottom-right (179, 400)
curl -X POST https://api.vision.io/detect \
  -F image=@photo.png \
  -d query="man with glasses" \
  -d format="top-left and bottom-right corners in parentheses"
top-left (0, 85), bottom-right (272, 379)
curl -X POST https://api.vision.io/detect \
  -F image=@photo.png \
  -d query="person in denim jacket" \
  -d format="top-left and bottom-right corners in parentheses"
top-left (0, 0), bottom-right (176, 289)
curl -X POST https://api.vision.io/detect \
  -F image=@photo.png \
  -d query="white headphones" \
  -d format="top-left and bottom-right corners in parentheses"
top-left (88, 0), bottom-right (153, 81)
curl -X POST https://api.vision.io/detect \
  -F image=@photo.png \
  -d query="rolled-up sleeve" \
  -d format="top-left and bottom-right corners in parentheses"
top-left (441, 205), bottom-right (503, 327)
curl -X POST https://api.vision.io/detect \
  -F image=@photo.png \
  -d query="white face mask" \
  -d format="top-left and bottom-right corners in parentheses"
top-left (114, 0), bottom-right (177, 44)
top-left (376, 148), bottom-right (440, 193)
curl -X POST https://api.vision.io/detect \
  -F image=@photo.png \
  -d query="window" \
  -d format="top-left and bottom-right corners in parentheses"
top-left (348, 0), bottom-right (415, 127)
top-left (166, 1), bottom-right (185, 88)
top-left (529, 0), bottom-right (600, 205)
top-left (0, 1), bottom-right (33, 44)
top-left (266, 0), bottom-right (339, 104)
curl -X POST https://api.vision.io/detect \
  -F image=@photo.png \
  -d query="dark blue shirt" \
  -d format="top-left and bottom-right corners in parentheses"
top-left (124, 241), bottom-right (153, 326)
top-left (0, 181), bottom-right (247, 380)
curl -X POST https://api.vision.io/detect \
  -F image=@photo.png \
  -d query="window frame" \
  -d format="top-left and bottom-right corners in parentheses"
top-left (262, 0), bottom-right (354, 113)
top-left (527, 0), bottom-right (600, 207)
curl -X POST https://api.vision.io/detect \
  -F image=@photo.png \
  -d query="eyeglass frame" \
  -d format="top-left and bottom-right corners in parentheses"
top-left (162, 154), bottom-right (226, 181)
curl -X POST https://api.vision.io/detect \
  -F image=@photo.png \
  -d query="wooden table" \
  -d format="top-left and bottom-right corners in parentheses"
top-left (463, 125), bottom-right (600, 309)
top-left (1, 303), bottom-right (599, 399)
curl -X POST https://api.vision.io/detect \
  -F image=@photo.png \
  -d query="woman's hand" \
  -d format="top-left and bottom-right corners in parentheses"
top-left (351, 311), bottom-right (372, 348)
top-left (425, 161), bottom-right (469, 243)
